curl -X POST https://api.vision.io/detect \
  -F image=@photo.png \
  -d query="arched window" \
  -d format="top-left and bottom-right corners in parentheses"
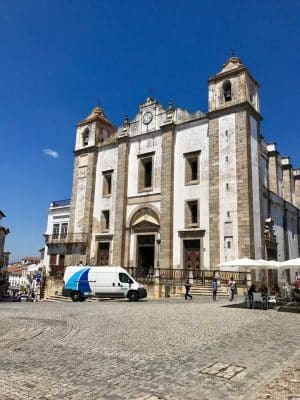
top-left (82, 128), bottom-right (89, 146)
top-left (223, 80), bottom-right (232, 102)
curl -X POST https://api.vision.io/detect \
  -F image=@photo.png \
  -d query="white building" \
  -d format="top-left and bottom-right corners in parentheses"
top-left (43, 56), bottom-right (300, 277)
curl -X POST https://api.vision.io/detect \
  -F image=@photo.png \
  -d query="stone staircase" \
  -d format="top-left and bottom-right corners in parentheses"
top-left (44, 294), bottom-right (100, 302)
top-left (190, 283), bottom-right (229, 297)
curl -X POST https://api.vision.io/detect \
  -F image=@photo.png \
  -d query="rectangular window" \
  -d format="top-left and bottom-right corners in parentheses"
top-left (138, 156), bottom-right (153, 192)
top-left (102, 171), bottom-right (113, 197)
top-left (101, 210), bottom-right (110, 231)
top-left (50, 254), bottom-right (57, 265)
top-left (184, 151), bottom-right (200, 185)
top-left (61, 223), bottom-right (68, 239)
top-left (185, 200), bottom-right (199, 228)
top-left (52, 224), bottom-right (59, 239)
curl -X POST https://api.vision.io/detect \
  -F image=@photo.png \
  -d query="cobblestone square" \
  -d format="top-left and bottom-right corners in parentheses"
top-left (0, 298), bottom-right (299, 400)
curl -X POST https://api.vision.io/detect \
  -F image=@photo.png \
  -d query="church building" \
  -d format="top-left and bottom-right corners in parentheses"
top-left (43, 56), bottom-right (300, 277)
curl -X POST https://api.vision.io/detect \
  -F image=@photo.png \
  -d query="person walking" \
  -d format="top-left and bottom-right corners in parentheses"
top-left (228, 276), bottom-right (236, 301)
top-left (184, 280), bottom-right (192, 300)
top-left (212, 278), bottom-right (218, 301)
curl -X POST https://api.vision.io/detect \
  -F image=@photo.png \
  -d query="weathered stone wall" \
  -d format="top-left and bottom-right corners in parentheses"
top-left (44, 277), bottom-right (64, 298)
top-left (159, 124), bottom-right (175, 269)
top-left (208, 117), bottom-right (220, 267)
top-left (112, 137), bottom-right (129, 266)
top-left (282, 161), bottom-right (293, 203)
top-left (235, 110), bottom-right (255, 258)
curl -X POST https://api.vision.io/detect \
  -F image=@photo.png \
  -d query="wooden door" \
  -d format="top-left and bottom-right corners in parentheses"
top-left (97, 242), bottom-right (110, 266)
top-left (184, 240), bottom-right (200, 269)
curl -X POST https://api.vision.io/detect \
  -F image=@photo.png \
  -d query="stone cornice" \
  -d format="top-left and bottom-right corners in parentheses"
top-left (208, 66), bottom-right (260, 87)
top-left (160, 121), bottom-right (176, 132)
top-left (208, 101), bottom-right (263, 121)
top-left (95, 234), bottom-right (113, 241)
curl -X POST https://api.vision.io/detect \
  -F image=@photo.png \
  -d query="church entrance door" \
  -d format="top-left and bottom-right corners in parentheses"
top-left (183, 240), bottom-right (200, 271)
top-left (137, 235), bottom-right (155, 277)
top-left (97, 242), bottom-right (110, 266)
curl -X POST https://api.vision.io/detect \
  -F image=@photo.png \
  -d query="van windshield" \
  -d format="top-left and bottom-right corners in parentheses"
top-left (119, 273), bottom-right (133, 284)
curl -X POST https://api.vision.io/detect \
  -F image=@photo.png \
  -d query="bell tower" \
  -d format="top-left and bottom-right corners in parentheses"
top-left (67, 106), bottom-right (116, 265)
top-left (208, 56), bottom-right (263, 267)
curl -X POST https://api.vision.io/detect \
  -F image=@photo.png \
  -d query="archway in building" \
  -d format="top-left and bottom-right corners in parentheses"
top-left (129, 207), bottom-right (160, 277)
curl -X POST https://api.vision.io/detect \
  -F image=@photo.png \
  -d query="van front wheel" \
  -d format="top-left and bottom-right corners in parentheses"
top-left (128, 291), bottom-right (139, 302)
top-left (71, 291), bottom-right (82, 302)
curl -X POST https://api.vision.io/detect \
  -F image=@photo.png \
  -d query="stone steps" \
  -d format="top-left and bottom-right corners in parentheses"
top-left (44, 294), bottom-right (100, 302)
top-left (190, 284), bottom-right (228, 297)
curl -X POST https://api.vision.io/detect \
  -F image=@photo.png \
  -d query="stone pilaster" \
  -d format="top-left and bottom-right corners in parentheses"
top-left (235, 110), bottom-right (255, 258)
top-left (112, 136), bottom-right (129, 266)
top-left (293, 169), bottom-right (300, 208)
top-left (208, 117), bottom-right (220, 267)
top-left (267, 143), bottom-right (279, 194)
top-left (258, 134), bottom-right (266, 259)
top-left (282, 157), bottom-right (293, 203)
top-left (159, 123), bottom-right (175, 269)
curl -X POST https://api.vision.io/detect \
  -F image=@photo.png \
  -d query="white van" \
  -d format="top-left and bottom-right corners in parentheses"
top-left (62, 266), bottom-right (147, 302)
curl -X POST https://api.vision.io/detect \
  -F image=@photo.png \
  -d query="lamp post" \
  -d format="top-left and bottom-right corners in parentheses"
top-left (155, 230), bottom-right (161, 282)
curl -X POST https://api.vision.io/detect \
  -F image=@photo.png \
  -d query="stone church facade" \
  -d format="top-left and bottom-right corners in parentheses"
top-left (43, 56), bottom-right (300, 275)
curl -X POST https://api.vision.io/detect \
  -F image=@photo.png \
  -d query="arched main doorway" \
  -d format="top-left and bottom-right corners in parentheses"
top-left (129, 207), bottom-right (160, 277)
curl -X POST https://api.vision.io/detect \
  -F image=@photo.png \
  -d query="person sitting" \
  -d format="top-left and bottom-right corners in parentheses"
top-left (258, 283), bottom-right (268, 295)
top-left (270, 283), bottom-right (280, 295)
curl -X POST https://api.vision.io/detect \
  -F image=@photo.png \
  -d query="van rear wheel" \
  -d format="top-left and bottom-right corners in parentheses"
top-left (128, 291), bottom-right (139, 302)
top-left (71, 291), bottom-right (82, 302)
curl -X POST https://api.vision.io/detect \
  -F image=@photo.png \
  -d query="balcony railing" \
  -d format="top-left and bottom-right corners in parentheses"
top-left (44, 233), bottom-right (88, 244)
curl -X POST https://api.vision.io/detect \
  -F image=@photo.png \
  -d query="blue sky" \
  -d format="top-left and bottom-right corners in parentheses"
top-left (1, 0), bottom-right (300, 262)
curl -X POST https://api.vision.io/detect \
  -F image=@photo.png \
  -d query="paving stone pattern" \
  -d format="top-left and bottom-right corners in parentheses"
top-left (0, 298), bottom-right (299, 400)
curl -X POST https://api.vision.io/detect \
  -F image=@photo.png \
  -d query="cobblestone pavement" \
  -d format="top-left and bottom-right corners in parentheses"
top-left (0, 297), bottom-right (299, 400)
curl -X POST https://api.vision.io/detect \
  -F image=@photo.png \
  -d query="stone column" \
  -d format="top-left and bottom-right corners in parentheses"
top-left (159, 123), bottom-right (175, 269)
top-left (267, 143), bottom-right (279, 194)
top-left (282, 157), bottom-right (293, 203)
top-left (293, 169), bottom-right (300, 208)
top-left (112, 136), bottom-right (129, 266)
top-left (208, 117), bottom-right (220, 268)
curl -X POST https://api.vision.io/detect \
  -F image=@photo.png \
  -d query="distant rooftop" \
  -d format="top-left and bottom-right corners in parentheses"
top-left (51, 199), bottom-right (71, 207)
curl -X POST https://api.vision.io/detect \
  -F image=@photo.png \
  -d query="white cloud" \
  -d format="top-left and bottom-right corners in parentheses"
top-left (43, 149), bottom-right (59, 159)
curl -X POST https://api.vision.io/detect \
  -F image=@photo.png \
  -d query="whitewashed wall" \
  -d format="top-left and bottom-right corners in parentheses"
top-left (43, 204), bottom-right (70, 268)
top-left (127, 133), bottom-right (162, 197)
top-left (173, 119), bottom-right (209, 269)
top-left (90, 145), bottom-right (118, 260)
